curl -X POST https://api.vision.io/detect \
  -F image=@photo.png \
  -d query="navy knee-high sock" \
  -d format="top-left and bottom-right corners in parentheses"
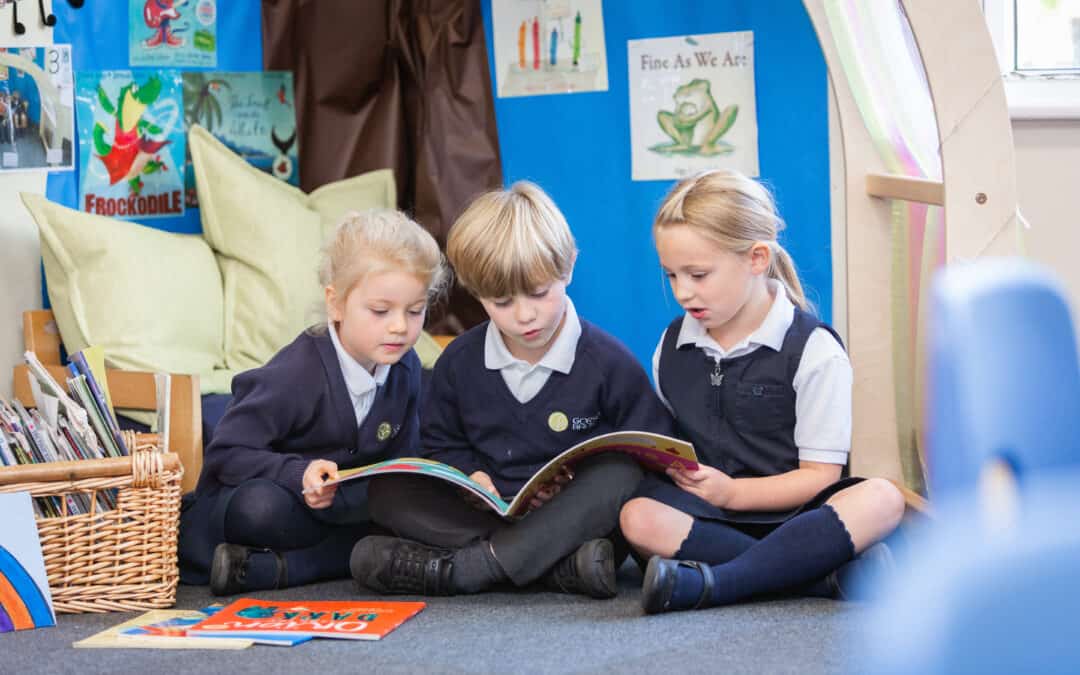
top-left (670, 505), bottom-right (855, 608)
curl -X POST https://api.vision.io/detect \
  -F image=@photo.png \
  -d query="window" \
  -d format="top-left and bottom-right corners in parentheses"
top-left (984, 0), bottom-right (1080, 119)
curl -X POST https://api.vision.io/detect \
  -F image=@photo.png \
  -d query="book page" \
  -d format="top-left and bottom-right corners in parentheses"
top-left (321, 458), bottom-right (512, 516)
top-left (505, 431), bottom-right (697, 517)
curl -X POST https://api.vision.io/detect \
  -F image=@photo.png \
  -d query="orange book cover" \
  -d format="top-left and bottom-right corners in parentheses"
top-left (184, 598), bottom-right (426, 641)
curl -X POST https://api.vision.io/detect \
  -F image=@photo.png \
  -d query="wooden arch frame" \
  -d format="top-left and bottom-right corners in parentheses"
top-left (803, 0), bottom-right (1020, 481)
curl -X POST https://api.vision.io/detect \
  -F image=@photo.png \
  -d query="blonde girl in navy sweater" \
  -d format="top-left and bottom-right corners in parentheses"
top-left (179, 209), bottom-right (448, 595)
top-left (620, 170), bottom-right (905, 613)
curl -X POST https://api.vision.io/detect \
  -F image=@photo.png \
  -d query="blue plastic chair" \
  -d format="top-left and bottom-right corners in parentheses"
top-left (860, 259), bottom-right (1080, 674)
top-left (926, 257), bottom-right (1080, 499)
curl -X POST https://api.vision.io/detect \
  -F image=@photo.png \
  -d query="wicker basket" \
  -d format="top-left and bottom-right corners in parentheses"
top-left (0, 434), bottom-right (183, 614)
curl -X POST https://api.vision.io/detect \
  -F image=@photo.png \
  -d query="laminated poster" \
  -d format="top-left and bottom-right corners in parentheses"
top-left (628, 31), bottom-right (759, 181)
top-left (130, 0), bottom-right (218, 68)
top-left (492, 0), bottom-right (607, 97)
top-left (181, 71), bottom-right (299, 208)
top-left (0, 45), bottom-right (75, 173)
top-left (75, 70), bottom-right (186, 220)
top-left (0, 492), bottom-right (56, 633)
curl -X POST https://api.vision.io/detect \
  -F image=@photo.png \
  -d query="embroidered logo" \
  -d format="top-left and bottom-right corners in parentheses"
top-left (571, 414), bottom-right (600, 432)
top-left (376, 422), bottom-right (392, 441)
top-left (548, 411), bottom-right (569, 432)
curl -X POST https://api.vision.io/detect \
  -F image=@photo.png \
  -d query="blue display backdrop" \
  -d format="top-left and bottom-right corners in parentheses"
top-left (46, 1), bottom-right (263, 235)
top-left (481, 1), bottom-right (831, 369)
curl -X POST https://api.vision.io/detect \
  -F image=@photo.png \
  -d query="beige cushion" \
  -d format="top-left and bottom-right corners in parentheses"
top-left (20, 193), bottom-right (234, 394)
top-left (188, 125), bottom-right (396, 371)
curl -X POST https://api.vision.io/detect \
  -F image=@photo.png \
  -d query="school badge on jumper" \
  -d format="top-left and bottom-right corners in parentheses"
top-left (376, 422), bottom-right (392, 441)
top-left (548, 411), bottom-right (569, 432)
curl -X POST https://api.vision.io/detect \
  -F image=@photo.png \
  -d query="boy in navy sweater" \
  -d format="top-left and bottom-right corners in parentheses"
top-left (179, 209), bottom-right (449, 594)
top-left (351, 181), bottom-right (674, 598)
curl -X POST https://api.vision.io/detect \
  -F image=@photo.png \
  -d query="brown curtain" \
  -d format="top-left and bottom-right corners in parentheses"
top-left (261, 0), bottom-right (502, 331)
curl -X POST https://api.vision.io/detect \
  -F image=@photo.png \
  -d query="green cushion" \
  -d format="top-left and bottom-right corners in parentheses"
top-left (189, 125), bottom-right (396, 371)
top-left (20, 193), bottom-right (233, 394)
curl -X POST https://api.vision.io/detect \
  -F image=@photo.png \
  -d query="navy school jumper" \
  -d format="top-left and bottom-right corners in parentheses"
top-left (178, 329), bottom-right (421, 583)
top-left (421, 319), bottom-right (676, 498)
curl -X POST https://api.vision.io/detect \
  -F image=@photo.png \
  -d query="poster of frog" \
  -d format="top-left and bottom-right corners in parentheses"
top-left (181, 71), bottom-right (299, 208)
top-left (491, 0), bottom-right (608, 97)
top-left (130, 0), bottom-right (217, 68)
top-left (628, 31), bottom-right (758, 181)
top-left (75, 70), bottom-right (186, 219)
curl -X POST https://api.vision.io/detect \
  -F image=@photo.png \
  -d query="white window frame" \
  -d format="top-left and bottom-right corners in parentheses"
top-left (984, 0), bottom-right (1080, 119)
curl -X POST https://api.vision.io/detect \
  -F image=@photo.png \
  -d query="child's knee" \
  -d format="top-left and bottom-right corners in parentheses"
top-left (863, 477), bottom-right (906, 531)
top-left (619, 497), bottom-right (663, 545)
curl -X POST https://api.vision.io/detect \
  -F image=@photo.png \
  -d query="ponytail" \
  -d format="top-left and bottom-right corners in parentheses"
top-left (768, 242), bottom-right (810, 312)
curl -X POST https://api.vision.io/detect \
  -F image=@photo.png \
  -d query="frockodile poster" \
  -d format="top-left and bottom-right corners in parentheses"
top-left (75, 70), bottom-right (186, 219)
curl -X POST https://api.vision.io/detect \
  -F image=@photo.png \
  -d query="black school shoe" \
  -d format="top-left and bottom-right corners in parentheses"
top-left (543, 538), bottom-right (618, 599)
top-left (640, 555), bottom-right (715, 614)
top-left (350, 535), bottom-right (455, 596)
top-left (209, 543), bottom-right (287, 596)
top-left (827, 541), bottom-right (897, 601)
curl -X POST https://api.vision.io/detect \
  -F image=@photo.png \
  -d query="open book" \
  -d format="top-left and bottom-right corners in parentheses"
top-left (313, 430), bottom-right (697, 519)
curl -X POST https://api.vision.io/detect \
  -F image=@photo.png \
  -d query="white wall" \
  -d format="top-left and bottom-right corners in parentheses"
top-left (0, 9), bottom-right (52, 400)
top-left (1012, 120), bottom-right (1080, 319)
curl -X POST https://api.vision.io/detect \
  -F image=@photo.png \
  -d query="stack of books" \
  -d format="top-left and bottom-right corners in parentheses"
top-left (0, 349), bottom-right (142, 517)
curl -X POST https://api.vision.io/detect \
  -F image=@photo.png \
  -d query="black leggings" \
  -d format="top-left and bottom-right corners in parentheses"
top-left (180, 478), bottom-right (372, 587)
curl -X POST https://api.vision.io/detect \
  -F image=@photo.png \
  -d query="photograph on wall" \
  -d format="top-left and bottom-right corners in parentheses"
top-left (0, 45), bottom-right (75, 173)
top-left (75, 70), bottom-right (186, 219)
top-left (130, 0), bottom-right (218, 68)
top-left (491, 0), bottom-right (608, 98)
top-left (628, 31), bottom-right (759, 181)
top-left (181, 71), bottom-right (299, 208)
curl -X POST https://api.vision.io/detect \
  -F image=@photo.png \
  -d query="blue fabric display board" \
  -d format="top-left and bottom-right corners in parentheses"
top-left (46, 1), bottom-right (263, 236)
top-left (481, 1), bottom-right (831, 368)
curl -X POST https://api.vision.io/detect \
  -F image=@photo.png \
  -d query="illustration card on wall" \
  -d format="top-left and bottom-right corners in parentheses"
top-left (491, 0), bottom-right (608, 98)
top-left (130, 0), bottom-right (218, 68)
top-left (0, 45), bottom-right (75, 173)
top-left (181, 71), bottom-right (299, 208)
top-left (628, 32), bottom-right (759, 181)
top-left (75, 70), bottom-right (186, 219)
top-left (0, 491), bottom-right (56, 633)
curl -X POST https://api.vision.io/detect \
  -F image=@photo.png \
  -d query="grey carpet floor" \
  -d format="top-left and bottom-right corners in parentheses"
top-left (5, 563), bottom-right (870, 674)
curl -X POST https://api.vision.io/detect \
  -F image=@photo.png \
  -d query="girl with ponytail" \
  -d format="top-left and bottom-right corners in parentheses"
top-left (621, 169), bottom-right (905, 614)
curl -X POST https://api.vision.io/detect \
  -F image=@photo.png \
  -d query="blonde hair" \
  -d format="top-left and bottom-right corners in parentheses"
top-left (446, 181), bottom-right (577, 298)
top-left (653, 169), bottom-right (809, 311)
top-left (318, 208), bottom-right (450, 309)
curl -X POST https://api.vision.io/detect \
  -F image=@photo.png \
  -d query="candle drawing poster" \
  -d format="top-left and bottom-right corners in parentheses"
top-left (130, 0), bottom-right (218, 68)
top-left (628, 32), bottom-right (759, 181)
top-left (491, 0), bottom-right (608, 98)
top-left (0, 45), bottom-right (75, 173)
top-left (0, 492), bottom-right (55, 633)
top-left (181, 71), bottom-right (299, 209)
top-left (75, 70), bottom-right (186, 219)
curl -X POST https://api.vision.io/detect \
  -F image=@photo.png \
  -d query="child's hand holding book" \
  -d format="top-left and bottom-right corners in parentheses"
top-left (303, 459), bottom-right (339, 509)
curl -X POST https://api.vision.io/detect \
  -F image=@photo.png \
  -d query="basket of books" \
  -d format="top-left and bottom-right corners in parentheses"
top-left (0, 352), bottom-right (183, 614)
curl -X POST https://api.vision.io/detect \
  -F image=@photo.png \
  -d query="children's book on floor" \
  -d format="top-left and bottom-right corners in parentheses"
top-left (312, 430), bottom-right (698, 518)
top-left (184, 598), bottom-right (427, 641)
top-left (119, 605), bottom-right (310, 646)
top-left (74, 609), bottom-right (254, 649)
